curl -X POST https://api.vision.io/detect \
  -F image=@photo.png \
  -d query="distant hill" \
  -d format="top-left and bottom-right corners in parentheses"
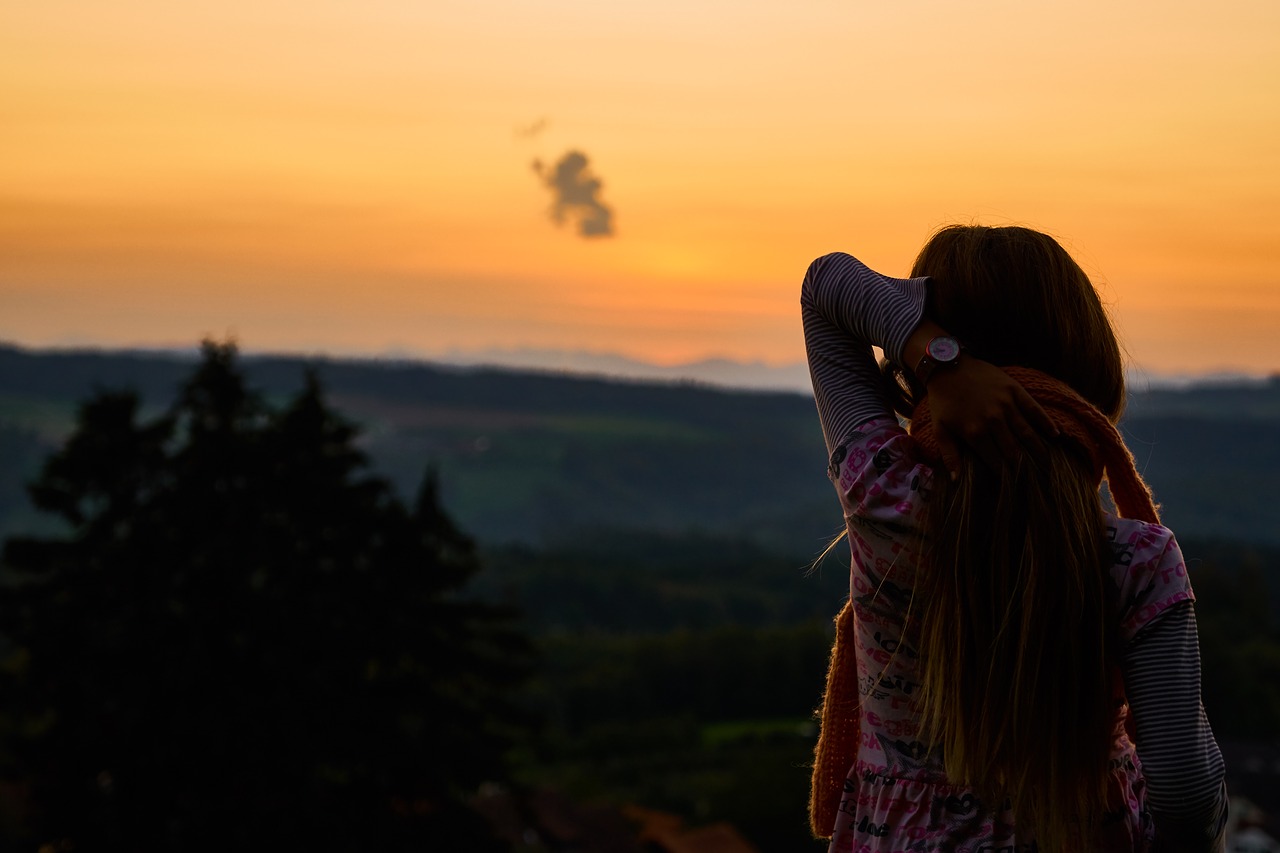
top-left (436, 346), bottom-right (817, 393)
top-left (2, 342), bottom-right (1279, 550)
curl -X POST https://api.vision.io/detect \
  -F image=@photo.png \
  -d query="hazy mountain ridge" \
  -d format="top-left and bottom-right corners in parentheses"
top-left (12, 341), bottom-right (1271, 396)
top-left (2, 342), bottom-right (1279, 548)
top-left (436, 346), bottom-right (818, 393)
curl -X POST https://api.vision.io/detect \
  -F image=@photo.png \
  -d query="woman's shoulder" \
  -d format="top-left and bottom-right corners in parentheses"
top-left (827, 417), bottom-right (937, 528)
top-left (1105, 515), bottom-right (1195, 643)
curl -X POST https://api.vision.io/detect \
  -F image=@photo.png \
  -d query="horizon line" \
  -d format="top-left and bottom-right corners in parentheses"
top-left (2, 338), bottom-right (1276, 395)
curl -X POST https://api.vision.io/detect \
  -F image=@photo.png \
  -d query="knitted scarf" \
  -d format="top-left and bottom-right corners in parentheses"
top-left (808, 367), bottom-right (1160, 839)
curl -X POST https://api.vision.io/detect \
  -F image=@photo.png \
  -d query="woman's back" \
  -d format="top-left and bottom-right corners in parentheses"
top-left (823, 416), bottom-right (1205, 852)
top-left (800, 234), bottom-right (1228, 853)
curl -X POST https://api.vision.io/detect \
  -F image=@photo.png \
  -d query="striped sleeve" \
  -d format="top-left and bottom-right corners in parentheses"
top-left (799, 252), bottom-right (930, 454)
top-left (1123, 600), bottom-right (1228, 853)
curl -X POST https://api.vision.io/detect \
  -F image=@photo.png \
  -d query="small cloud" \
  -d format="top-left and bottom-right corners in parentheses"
top-left (532, 150), bottom-right (615, 238)
top-left (514, 118), bottom-right (549, 139)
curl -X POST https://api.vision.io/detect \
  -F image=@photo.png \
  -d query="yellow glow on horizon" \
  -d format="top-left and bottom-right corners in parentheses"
top-left (3, 0), bottom-right (1279, 375)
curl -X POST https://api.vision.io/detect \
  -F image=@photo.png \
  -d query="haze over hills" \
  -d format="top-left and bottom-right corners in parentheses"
top-left (436, 347), bottom-right (1276, 395)
top-left (433, 346), bottom-right (819, 393)
top-left (18, 341), bottom-right (1272, 396)
top-left (1, 341), bottom-right (1279, 550)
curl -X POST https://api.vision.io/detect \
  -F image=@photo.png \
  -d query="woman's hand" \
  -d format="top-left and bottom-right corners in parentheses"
top-left (925, 356), bottom-right (1059, 478)
top-left (903, 319), bottom-right (1057, 478)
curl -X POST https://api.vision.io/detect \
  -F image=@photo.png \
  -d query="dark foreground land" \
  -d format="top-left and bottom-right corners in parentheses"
top-left (0, 342), bottom-right (1277, 851)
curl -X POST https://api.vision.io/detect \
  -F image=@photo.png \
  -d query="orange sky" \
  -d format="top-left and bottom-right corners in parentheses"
top-left (3, 0), bottom-right (1279, 379)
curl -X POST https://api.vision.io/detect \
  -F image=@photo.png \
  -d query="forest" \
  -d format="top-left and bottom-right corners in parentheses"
top-left (0, 342), bottom-right (1276, 851)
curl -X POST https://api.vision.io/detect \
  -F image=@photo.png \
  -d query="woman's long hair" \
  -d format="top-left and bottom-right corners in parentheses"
top-left (885, 225), bottom-right (1126, 853)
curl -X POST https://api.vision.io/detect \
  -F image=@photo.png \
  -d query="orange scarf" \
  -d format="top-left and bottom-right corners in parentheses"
top-left (808, 367), bottom-right (1159, 839)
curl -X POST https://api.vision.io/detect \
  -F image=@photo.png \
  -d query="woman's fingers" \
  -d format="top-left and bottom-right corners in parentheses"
top-left (935, 429), bottom-right (963, 481)
top-left (926, 357), bottom-right (1061, 473)
top-left (992, 418), bottom-right (1023, 464)
top-left (962, 396), bottom-right (1040, 470)
top-left (1008, 406), bottom-right (1050, 461)
top-left (1014, 384), bottom-right (1060, 438)
top-left (969, 420), bottom-right (1015, 471)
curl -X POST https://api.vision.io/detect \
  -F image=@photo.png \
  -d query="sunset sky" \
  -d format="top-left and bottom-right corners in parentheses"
top-left (3, 0), bottom-right (1278, 382)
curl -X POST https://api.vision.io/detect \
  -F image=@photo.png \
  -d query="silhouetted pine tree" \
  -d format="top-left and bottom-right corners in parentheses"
top-left (0, 341), bottom-right (529, 852)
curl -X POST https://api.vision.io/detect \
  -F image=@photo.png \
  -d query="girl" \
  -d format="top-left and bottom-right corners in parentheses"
top-left (801, 226), bottom-right (1227, 853)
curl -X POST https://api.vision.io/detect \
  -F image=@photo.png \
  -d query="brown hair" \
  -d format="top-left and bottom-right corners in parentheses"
top-left (883, 225), bottom-right (1125, 421)
top-left (896, 226), bottom-right (1125, 852)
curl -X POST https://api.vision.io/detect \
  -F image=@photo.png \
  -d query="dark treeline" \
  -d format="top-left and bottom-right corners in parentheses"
top-left (478, 531), bottom-right (851, 633)
top-left (496, 532), bottom-right (1280, 734)
top-left (0, 344), bottom-right (530, 851)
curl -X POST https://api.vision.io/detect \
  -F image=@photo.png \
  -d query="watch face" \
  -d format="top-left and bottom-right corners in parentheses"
top-left (927, 336), bottom-right (961, 362)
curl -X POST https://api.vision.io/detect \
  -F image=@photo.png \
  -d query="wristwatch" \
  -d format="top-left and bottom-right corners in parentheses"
top-left (914, 335), bottom-right (963, 386)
